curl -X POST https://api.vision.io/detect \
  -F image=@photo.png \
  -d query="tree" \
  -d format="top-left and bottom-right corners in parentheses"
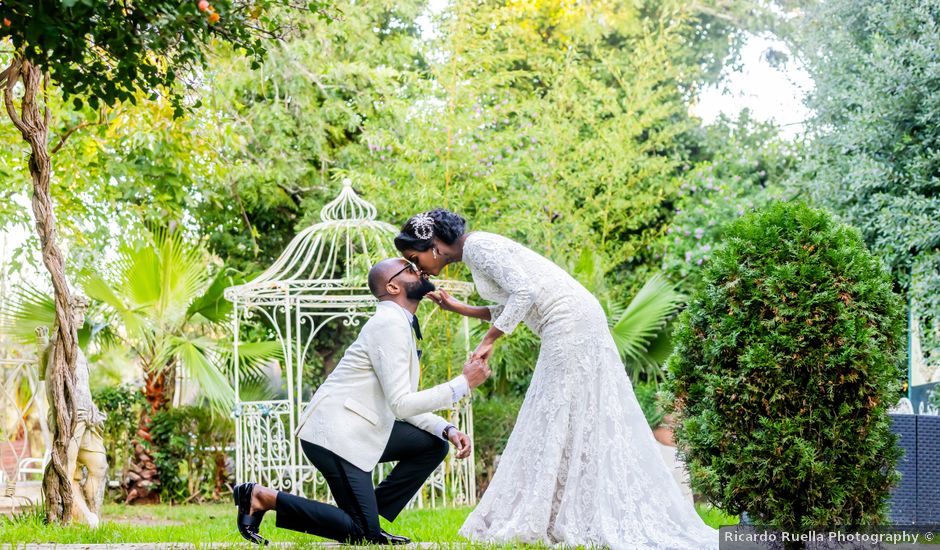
top-left (352, 0), bottom-right (705, 297)
top-left (0, 0), bottom-right (328, 522)
top-left (660, 112), bottom-right (799, 295)
top-left (664, 202), bottom-right (904, 538)
top-left (793, 0), bottom-right (940, 363)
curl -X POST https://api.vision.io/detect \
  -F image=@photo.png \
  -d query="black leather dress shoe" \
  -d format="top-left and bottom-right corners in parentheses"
top-left (380, 529), bottom-right (412, 545)
top-left (233, 482), bottom-right (269, 545)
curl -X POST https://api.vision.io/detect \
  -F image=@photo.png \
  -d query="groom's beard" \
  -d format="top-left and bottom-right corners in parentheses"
top-left (405, 277), bottom-right (436, 300)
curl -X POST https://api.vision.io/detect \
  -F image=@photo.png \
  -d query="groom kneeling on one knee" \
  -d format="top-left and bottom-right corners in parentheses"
top-left (234, 258), bottom-right (490, 546)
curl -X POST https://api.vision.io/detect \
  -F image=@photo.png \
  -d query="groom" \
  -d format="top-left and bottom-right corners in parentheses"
top-left (234, 258), bottom-right (490, 545)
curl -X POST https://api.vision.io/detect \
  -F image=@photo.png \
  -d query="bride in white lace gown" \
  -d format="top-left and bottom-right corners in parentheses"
top-left (395, 209), bottom-right (719, 549)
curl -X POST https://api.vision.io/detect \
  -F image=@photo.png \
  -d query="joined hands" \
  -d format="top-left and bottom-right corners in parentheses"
top-left (462, 356), bottom-right (491, 389)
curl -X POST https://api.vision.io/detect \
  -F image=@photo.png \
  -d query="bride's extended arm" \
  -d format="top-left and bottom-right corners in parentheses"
top-left (426, 289), bottom-right (492, 320)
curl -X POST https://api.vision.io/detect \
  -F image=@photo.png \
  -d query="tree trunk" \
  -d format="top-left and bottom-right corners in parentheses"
top-left (124, 366), bottom-right (173, 504)
top-left (0, 56), bottom-right (78, 524)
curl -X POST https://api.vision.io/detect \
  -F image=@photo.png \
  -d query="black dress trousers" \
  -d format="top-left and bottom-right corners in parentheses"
top-left (274, 420), bottom-right (449, 543)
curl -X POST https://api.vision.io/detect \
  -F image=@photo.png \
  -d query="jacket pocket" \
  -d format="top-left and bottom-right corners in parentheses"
top-left (343, 397), bottom-right (379, 425)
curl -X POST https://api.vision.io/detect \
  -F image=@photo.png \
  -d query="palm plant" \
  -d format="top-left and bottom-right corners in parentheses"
top-left (3, 227), bottom-right (280, 504)
top-left (79, 227), bottom-right (242, 503)
top-left (572, 248), bottom-right (684, 383)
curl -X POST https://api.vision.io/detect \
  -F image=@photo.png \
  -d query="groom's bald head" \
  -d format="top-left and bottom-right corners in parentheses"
top-left (368, 258), bottom-right (410, 298)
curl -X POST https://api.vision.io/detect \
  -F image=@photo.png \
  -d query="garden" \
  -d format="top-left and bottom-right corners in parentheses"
top-left (1, 0), bottom-right (938, 548)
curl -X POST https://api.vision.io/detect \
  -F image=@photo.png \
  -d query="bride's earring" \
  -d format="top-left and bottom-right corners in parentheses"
top-left (432, 247), bottom-right (439, 259)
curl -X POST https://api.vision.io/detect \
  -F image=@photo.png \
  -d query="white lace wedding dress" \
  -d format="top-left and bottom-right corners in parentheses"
top-left (458, 231), bottom-right (719, 550)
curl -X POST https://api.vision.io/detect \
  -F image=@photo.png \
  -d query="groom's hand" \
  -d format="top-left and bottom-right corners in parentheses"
top-left (448, 429), bottom-right (472, 459)
top-left (462, 358), bottom-right (491, 389)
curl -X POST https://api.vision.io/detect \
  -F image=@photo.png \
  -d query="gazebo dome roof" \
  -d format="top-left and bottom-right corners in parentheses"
top-left (224, 179), bottom-right (472, 305)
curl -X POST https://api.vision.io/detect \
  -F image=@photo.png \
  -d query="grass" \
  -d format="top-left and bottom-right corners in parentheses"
top-left (1, 501), bottom-right (738, 548)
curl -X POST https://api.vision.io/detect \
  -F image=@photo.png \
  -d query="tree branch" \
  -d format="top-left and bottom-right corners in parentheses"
top-left (51, 108), bottom-right (119, 155)
top-left (50, 121), bottom-right (92, 155)
top-left (1, 58), bottom-right (27, 131)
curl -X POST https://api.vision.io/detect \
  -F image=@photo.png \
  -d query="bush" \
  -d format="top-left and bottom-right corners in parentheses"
top-left (471, 395), bottom-right (524, 495)
top-left (150, 406), bottom-right (234, 504)
top-left (663, 201), bottom-right (905, 532)
top-left (96, 388), bottom-right (233, 504)
top-left (633, 380), bottom-right (666, 429)
top-left (93, 384), bottom-right (146, 494)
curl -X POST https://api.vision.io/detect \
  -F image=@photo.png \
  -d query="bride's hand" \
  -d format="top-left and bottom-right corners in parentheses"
top-left (471, 340), bottom-right (495, 363)
top-left (426, 289), bottom-right (459, 312)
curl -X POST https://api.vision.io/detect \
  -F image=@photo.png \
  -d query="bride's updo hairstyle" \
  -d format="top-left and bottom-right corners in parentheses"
top-left (395, 208), bottom-right (467, 252)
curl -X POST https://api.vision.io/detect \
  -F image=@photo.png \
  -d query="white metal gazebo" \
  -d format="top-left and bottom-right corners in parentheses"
top-left (224, 179), bottom-right (476, 506)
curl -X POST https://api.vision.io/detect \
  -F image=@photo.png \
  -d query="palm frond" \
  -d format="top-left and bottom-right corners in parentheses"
top-left (572, 247), bottom-right (607, 296)
top-left (171, 335), bottom-right (235, 413)
top-left (154, 227), bottom-right (207, 324)
top-left (187, 268), bottom-right (244, 323)
top-left (0, 284), bottom-right (106, 351)
top-left (1, 284), bottom-right (55, 344)
top-left (610, 273), bottom-right (684, 376)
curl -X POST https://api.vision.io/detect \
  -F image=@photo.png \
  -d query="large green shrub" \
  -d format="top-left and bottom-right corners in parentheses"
top-left (663, 201), bottom-right (905, 532)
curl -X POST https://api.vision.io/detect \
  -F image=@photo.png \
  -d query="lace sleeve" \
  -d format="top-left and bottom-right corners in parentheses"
top-left (467, 236), bottom-right (535, 335)
top-left (486, 303), bottom-right (505, 323)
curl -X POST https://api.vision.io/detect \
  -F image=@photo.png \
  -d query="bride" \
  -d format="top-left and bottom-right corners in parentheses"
top-left (394, 209), bottom-right (719, 549)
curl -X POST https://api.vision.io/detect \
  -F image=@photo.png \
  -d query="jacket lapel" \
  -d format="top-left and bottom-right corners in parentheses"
top-left (378, 302), bottom-right (420, 389)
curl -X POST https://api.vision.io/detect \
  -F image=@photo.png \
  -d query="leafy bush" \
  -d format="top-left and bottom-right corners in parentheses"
top-left (661, 113), bottom-right (797, 295)
top-left (471, 396), bottom-right (524, 495)
top-left (93, 384), bottom-right (146, 493)
top-left (96, 389), bottom-right (234, 504)
top-left (633, 381), bottom-right (666, 430)
top-left (795, 0), bottom-right (940, 362)
top-left (664, 201), bottom-right (905, 531)
top-left (150, 406), bottom-right (234, 504)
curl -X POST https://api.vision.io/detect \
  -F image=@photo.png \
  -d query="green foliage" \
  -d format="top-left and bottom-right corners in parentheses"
top-left (93, 384), bottom-right (146, 488)
top-left (795, 0), bottom-right (940, 362)
top-left (83, 227), bottom-right (238, 411)
top-left (468, 320), bottom-right (538, 398)
top-left (194, 0), bottom-right (716, 295)
top-left (610, 274), bottom-right (684, 383)
top-left (470, 395), bottom-right (524, 490)
top-left (633, 380), bottom-right (666, 429)
top-left (661, 113), bottom-right (798, 295)
top-left (571, 246), bottom-right (684, 383)
top-left (96, 387), bottom-right (238, 505)
top-left (0, 0), bottom-right (331, 114)
top-left (664, 201), bottom-right (905, 531)
top-left (150, 406), bottom-right (234, 504)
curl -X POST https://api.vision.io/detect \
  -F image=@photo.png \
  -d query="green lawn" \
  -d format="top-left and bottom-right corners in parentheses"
top-left (1, 501), bottom-right (738, 548)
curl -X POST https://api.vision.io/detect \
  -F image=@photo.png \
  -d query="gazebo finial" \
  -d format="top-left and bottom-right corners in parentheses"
top-left (319, 177), bottom-right (378, 222)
